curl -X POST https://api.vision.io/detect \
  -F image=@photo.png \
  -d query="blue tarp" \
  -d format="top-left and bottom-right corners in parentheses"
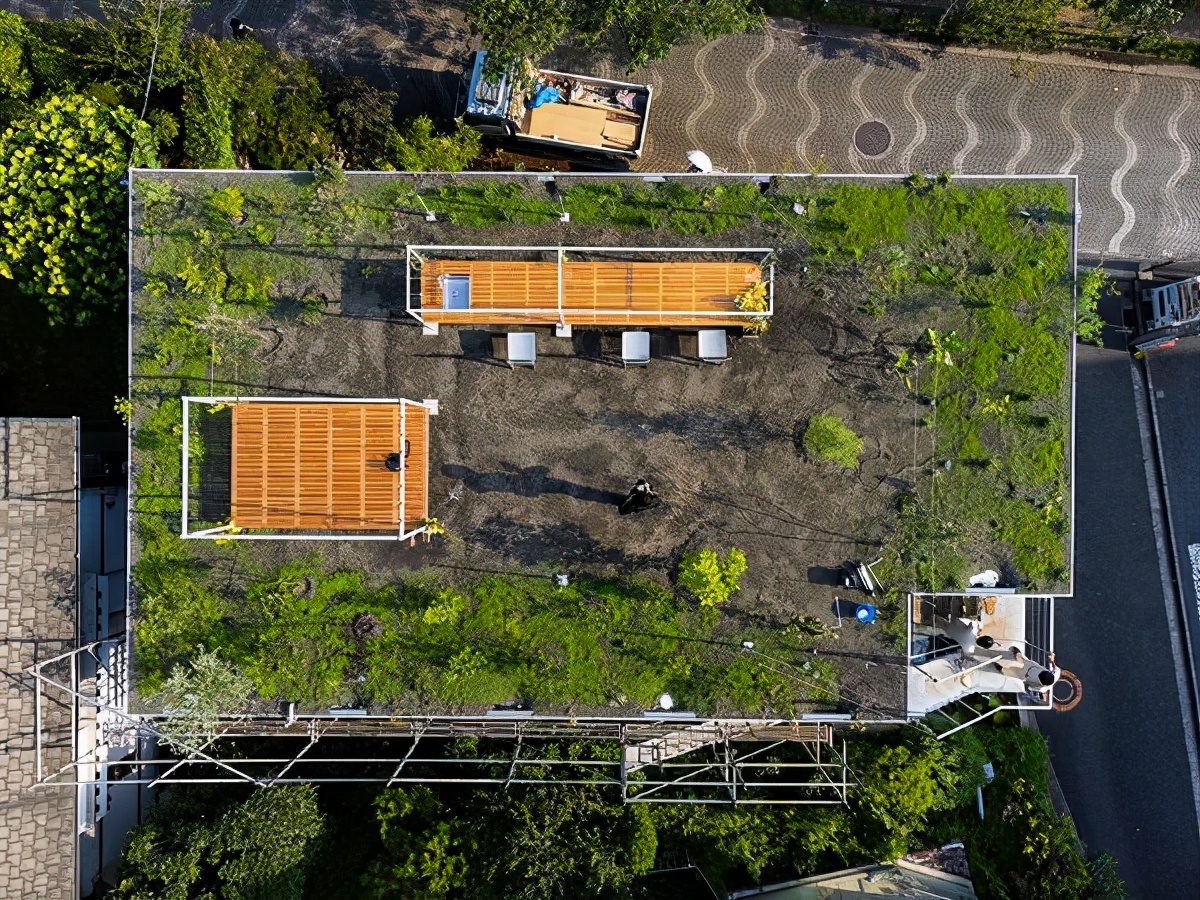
top-left (528, 86), bottom-right (561, 108)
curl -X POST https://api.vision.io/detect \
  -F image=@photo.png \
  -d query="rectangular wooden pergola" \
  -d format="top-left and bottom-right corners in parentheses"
top-left (182, 398), bottom-right (432, 540)
top-left (407, 246), bottom-right (773, 328)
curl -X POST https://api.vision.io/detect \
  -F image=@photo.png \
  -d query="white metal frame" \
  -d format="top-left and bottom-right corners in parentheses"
top-left (906, 592), bottom-right (1057, 738)
top-left (180, 396), bottom-right (435, 542)
top-left (405, 244), bottom-right (775, 328)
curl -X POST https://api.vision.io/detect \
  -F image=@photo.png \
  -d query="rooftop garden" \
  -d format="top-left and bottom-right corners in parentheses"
top-left (128, 168), bottom-right (1075, 716)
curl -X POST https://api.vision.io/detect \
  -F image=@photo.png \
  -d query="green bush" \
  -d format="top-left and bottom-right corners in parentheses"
top-left (1077, 268), bottom-right (1108, 346)
top-left (114, 784), bottom-right (324, 899)
top-left (0, 93), bottom-right (155, 323)
top-left (803, 414), bottom-right (863, 468)
top-left (677, 547), bottom-right (748, 608)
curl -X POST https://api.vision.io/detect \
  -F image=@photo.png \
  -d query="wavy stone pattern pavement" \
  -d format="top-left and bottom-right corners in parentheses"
top-left (641, 28), bottom-right (1200, 257)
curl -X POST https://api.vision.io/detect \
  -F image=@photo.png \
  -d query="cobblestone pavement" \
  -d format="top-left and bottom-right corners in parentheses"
top-left (10, 1), bottom-right (1200, 256)
top-left (635, 26), bottom-right (1200, 257)
top-left (1, 419), bottom-right (78, 899)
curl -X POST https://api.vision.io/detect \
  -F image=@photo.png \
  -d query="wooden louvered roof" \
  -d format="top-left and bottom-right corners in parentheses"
top-left (230, 401), bottom-right (428, 533)
top-left (418, 260), bottom-right (763, 327)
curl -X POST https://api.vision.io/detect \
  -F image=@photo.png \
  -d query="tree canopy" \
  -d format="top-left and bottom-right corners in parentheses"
top-left (0, 93), bottom-right (154, 323)
top-left (468, 0), bottom-right (765, 71)
top-left (113, 784), bottom-right (324, 900)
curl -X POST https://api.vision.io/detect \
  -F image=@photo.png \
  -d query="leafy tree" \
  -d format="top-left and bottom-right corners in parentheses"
top-left (803, 414), bottom-right (863, 468)
top-left (468, 0), bottom-right (764, 72)
top-left (950, 0), bottom-right (1065, 52)
top-left (395, 115), bottom-right (481, 172)
top-left (370, 783), bottom-right (656, 899)
top-left (677, 547), bottom-right (748, 607)
top-left (0, 11), bottom-right (33, 113)
top-left (156, 649), bottom-right (254, 751)
top-left (1092, 0), bottom-right (1183, 35)
top-left (222, 39), bottom-right (333, 169)
top-left (114, 784), bottom-right (325, 900)
top-left (0, 93), bottom-right (155, 323)
top-left (179, 34), bottom-right (236, 168)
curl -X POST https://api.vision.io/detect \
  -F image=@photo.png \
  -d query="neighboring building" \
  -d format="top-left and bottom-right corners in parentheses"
top-left (731, 851), bottom-right (977, 899)
top-left (1, 418), bottom-right (79, 899)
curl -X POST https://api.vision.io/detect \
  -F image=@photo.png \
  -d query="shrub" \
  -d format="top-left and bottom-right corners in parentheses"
top-left (803, 414), bottom-right (863, 468)
top-left (677, 547), bottom-right (748, 608)
top-left (156, 650), bottom-right (253, 751)
top-left (180, 35), bottom-right (235, 168)
top-left (1077, 268), bottom-right (1107, 346)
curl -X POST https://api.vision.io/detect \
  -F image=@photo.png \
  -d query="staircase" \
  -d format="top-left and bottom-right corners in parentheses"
top-left (623, 721), bottom-right (753, 773)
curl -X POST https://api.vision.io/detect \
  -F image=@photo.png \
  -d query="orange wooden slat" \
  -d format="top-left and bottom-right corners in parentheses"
top-left (229, 402), bottom-right (424, 532)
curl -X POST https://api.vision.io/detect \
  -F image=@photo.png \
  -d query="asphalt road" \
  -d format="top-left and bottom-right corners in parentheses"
top-left (1146, 336), bottom-right (1200, 702)
top-left (1037, 345), bottom-right (1200, 899)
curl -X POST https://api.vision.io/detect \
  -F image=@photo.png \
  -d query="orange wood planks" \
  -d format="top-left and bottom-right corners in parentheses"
top-left (230, 402), bottom-right (428, 532)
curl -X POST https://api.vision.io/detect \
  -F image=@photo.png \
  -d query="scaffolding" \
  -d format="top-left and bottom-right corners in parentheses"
top-left (32, 642), bottom-right (854, 805)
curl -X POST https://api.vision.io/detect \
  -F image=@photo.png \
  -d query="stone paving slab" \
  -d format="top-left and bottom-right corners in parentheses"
top-left (638, 26), bottom-right (1200, 258)
top-left (1, 418), bottom-right (78, 899)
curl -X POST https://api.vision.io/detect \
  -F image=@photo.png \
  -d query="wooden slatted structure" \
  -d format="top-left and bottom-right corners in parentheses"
top-left (230, 402), bottom-right (428, 533)
top-left (418, 260), bottom-right (763, 326)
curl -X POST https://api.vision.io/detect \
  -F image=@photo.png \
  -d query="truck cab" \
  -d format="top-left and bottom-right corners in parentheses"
top-left (458, 51), bottom-right (652, 160)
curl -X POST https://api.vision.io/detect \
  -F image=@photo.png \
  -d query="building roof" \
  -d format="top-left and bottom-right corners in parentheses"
top-left (230, 400), bottom-right (429, 532)
top-left (0, 418), bottom-right (78, 898)
top-left (416, 257), bottom-right (765, 327)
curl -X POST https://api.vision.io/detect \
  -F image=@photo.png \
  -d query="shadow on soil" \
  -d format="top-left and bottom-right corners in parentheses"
top-left (596, 409), bottom-right (791, 452)
top-left (442, 464), bottom-right (626, 505)
top-left (468, 513), bottom-right (670, 570)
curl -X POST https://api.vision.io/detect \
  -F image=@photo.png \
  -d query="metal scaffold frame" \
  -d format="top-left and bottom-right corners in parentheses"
top-left (31, 643), bottom-right (854, 805)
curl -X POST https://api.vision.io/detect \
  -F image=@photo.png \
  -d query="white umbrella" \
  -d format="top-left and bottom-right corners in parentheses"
top-left (686, 149), bottom-right (714, 173)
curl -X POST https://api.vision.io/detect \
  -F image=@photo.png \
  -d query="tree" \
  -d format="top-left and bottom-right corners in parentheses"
top-left (1092, 0), bottom-right (1183, 36)
top-left (950, 0), bottom-right (1065, 52)
top-left (468, 0), bottom-right (764, 73)
top-left (370, 783), bottom-right (657, 899)
top-left (114, 784), bottom-right (325, 900)
top-left (0, 11), bottom-right (32, 104)
top-left (221, 39), bottom-right (333, 169)
top-left (179, 34), bottom-right (235, 168)
top-left (1076, 268), bottom-right (1108, 346)
top-left (677, 547), bottom-right (748, 607)
top-left (0, 93), bottom-right (155, 323)
top-left (156, 649), bottom-right (254, 751)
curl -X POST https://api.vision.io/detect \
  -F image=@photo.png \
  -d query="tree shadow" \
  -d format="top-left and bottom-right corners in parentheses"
top-left (441, 464), bottom-right (625, 505)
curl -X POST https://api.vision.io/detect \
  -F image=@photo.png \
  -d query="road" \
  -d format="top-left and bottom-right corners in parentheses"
top-left (1037, 344), bottom-right (1200, 898)
top-left (1146, 337), bottom-right (1200, 705)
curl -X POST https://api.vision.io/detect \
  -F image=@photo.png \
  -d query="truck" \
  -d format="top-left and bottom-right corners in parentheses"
top-left (457, 51), bottom-right (652, 162)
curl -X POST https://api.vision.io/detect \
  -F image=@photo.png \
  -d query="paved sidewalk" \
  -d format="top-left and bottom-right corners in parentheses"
top-left (1, 418), bottom-right (78, 899)
top-left (635, 24), bottom-right (1200, 258)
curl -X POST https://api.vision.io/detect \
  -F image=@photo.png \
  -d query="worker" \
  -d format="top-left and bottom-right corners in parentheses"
top-left (619, 478), bottom-right (658, 515)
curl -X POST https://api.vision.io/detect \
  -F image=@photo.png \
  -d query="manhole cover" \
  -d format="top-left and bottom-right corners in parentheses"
top-left (854, 121), bottom-right (892, 157)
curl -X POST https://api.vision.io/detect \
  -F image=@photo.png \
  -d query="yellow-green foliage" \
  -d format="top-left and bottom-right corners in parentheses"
top-left (803, 414), bottom-right (863, 469)
top-left (0, 94), bottom-right (155, 322)
top-left (677, 547), bottom-right (748, 608)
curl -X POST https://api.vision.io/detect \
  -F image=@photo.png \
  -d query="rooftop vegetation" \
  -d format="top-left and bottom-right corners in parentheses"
top-left (129, 169), bottom-right (1075, 712)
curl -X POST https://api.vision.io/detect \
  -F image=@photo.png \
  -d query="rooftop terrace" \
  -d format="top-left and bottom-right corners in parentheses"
top-left (128, 170), bottom-right (1075, 722)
